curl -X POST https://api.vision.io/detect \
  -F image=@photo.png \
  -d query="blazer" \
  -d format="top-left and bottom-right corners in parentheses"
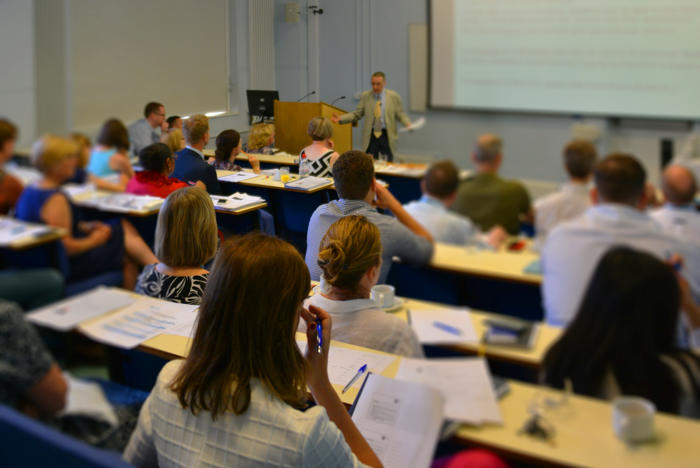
top-left (338, 88), bottom-right (410, 155)
top-left (171, 148), bottom-right (222, 195)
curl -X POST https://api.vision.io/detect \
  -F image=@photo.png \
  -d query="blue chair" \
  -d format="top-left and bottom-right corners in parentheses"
top-left (0, 405), bottom-right (133, 468)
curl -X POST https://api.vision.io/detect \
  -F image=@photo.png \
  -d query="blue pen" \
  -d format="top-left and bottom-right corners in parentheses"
top-left (342, 364), bottom-right (368, 393)
top-left (316, 320), bottom-right (323, 354)
top-left (433, 320), bottom-right (463, 336)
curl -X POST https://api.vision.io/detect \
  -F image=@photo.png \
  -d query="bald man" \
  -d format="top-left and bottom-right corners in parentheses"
top-left (651, 164), bottom-right (699, 241)
top-left (451, 134), bottom-right (533, 234)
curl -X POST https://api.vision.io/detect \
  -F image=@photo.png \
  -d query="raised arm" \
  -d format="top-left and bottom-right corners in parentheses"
top-left (334, 95), bottom-right (366, 125)
top-left (373, 182), bottom-right (433, 242)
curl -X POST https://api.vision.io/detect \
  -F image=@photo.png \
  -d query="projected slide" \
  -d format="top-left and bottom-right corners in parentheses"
top-left (431, 0), bottom-right (700, 119)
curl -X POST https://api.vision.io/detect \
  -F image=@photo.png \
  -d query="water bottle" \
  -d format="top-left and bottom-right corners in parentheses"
top-left (299, 150), bottom-right (311, 178)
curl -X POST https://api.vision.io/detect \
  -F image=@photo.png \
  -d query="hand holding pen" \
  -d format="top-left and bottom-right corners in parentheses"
top-left (300, 305), bottom-right (332, 390)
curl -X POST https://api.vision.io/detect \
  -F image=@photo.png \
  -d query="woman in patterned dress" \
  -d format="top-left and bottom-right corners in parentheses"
top-left (134, 186), bottom-right (218, 304)
top-left (299, 117), bottom-right (339, 177)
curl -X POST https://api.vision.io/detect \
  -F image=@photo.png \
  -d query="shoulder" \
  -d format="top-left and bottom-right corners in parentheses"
top-left (300, 406), bottom-right (360, 466)
top-left (0, 300), bottom-right (28, 334)
top-left (359, 90), bottom-right (373, 100)
top-left (385, 89), bottom-right (401, 99)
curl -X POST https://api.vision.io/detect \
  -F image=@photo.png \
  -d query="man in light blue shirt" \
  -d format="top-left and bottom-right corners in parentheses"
top-left (542, 154), bottom-right (699, 327)
top-left (128, 102), bottom-right (166, 156)
top-left (403, 160), bottom-right (507, 247)
top-left (306, 150), bottom-right (433, 283)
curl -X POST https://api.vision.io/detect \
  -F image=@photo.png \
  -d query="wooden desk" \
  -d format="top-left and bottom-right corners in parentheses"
top-left (397, 298), bottom-right (561, 369)
top-left (203, 149), bottom-right (298, 167)
top-left (0, 217), bottom-right (66, 251)
top-left (454, 380), bottom-right (700, 468)
top-left (139, 332), bottom-right (401, 405)
top-left (430, 243), bottom-right (542, 286)
top-left (216, 170), bottom-right (333, 194)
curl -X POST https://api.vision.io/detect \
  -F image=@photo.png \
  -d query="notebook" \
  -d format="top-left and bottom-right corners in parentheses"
top-left (483, 317), bottom-right (539, 348)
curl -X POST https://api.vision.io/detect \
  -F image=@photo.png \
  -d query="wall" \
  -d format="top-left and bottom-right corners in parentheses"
top-left (0, 0), bottom-right (36, 148)
top-left (273, 0), bottom-right (693, 184)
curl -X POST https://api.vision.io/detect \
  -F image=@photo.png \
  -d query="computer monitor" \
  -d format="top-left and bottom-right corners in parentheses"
top-left (246, 89), bottom-right (279, 122)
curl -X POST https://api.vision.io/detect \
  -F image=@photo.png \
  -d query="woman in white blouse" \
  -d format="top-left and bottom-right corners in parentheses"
top-left (307, 215), bottom-right (424, 358)
top-left (123, 233), bottom-right (382, 468)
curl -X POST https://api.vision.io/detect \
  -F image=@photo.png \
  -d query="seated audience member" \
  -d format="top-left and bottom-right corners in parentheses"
top-left (126, 143), bottom-right (204, 198)
top-left (306, 150), bottom-right (433, 283)
top-left (124, 234), bottom-right (383, 468)
top-left (166, 115), bottom-right (182, 131)
top-left (66, 133), bottom-right (91, 184)
top-left (15, 135), bottom-right (157, 289)
top-left (452, 133), bottom-right (533, 234)
top-left (543, 247), bottom-right (700, 418)
top-left (404, 160), bottom-right (507, 247)
top-left (307, 215), bottom-right (423, 357)
top-left (652, 164), bottom-right (699, 240)
top-left (160, 128), bottom-right (185, 153)
top-left (87, 118), bottom-right (134, 191)
top-left (135, 187), bottom-right (216, 305)
top-left (0, 119), bottom-right (23, 214)
top-left (0, 269), bottom-right (64, 311)
top-left (243, 122), bottom-right (276, 155)
top-left (0, 299), bottom-right (67, 417)
top-left (299, 117), bottom-right (339, 177)
top-left (171, 114), bottom-right (222, 195)
top-left (128, 102), bottom-right (167, 157)
top-left (0, 298), bottom-right (147, 450)
top-left (542, 153), bottom-right (698, 326)
top-left (534, 140), bottom-right (597, 242)
top-left (209, 129), bottom-right (261, 173)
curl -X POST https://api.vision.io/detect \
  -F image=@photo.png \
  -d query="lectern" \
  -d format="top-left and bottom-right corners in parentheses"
top-left (273, 101), bottom-right (353, 155)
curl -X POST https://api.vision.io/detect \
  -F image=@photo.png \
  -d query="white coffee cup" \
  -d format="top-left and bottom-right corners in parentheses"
top-left (612, 397), bottom-right (655, 443)
top-left (371, 284), bottom-right (395, 308)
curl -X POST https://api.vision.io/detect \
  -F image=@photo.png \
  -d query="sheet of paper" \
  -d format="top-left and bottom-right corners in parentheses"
top-left (0, 217), bottom-right (54, 246)
top-left (7, 165), bottom-right (42, 185)
top-left (398, 116), bottom-right (426, 133)
top-left (96, 194), bottom-right (163, 213)
top-left (79, 297), bottom-right (198, 349)
top-left (27, 287), bottom-right (135, 331)
top-left (395, 358), bottom-right (502, 425)
top-left (296, 337), bottom-right (397, 391)
top-left (218, 171), bottom-right (260, 183)
top-left (62, 183), bottom-right (97, 199)
top-left (61, 374), bottom-right (118, 426)
top-left (408, 308), bottom-right (478, 344)
top-left (351, 374), bottom-right (444, 468)
top-left (162, 313), bottom-right (199, 339)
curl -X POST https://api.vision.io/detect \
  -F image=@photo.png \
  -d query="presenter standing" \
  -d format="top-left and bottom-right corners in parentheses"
top-left (332, 71), bottom-right (411, 162)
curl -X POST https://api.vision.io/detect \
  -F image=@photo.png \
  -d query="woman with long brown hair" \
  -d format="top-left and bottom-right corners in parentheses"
top-left (124, 233), bottom-right (382, 468)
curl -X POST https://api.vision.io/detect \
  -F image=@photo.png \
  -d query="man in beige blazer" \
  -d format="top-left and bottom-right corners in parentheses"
top-left (332, 71), bottom-right (411, 162)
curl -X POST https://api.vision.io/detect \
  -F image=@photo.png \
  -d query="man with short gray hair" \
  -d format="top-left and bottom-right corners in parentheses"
top-left (452, 133), bottom-right (532, 234)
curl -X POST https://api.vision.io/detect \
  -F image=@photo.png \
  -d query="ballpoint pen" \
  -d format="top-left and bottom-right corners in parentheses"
top-left (316, 319), bottom-right (323, 354)
top-left (432, 320), bottom-right (462, 336)
top-left (342, 364), bottom-right (368, 394)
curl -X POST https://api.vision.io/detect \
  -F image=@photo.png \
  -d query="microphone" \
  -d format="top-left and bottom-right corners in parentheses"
top-left (330, 95), bottom-right (346, 107)
top-left (295, 90), bottom-right (317, 102)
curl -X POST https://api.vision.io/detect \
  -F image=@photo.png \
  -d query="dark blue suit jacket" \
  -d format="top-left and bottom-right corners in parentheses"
top-left (172, 147), bottom-right (222, 195)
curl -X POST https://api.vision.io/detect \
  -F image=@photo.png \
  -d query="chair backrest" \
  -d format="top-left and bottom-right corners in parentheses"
top-left (0, 404), bottom-right (133, 468)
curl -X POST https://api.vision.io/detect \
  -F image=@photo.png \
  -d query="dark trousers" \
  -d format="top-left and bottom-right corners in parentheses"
top-left (366, 129), bottom-right (394, 162)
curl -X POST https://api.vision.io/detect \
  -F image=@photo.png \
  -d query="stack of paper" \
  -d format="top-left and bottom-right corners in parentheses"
top-left (284, 176), bottom-right (332, 191)
top-left (79, 297), bottom-right (198, 348)
top-left (351, 374), bottom-right (443, 468)
top-left (408, 308), bottom-right (478, 344)
top-left (376, 164), bottom-right (427, 177)
top-left (79, 193), bottom-right (163, 213)
top-left (27, 287), bottom-right (135, 331)
top-left (0, 217), bottom-right (54, 247)
top-left (211, 193), bottom-right (265, 212)
top-left (395, 358), bottom-right (502, 425)
top-left (218, 171), bottom-right (260, 183)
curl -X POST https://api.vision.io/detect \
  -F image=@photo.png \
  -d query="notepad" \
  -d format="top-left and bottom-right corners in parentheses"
top-left (27, 287), bottom-right (135, 331)
top-left (284, 176), bottom-right (332, 191)
top-left (483, 317), bottom-right (539, 348)
top-left (408, 308), bottom-right (478, 344)
top-left (218, 171), bottom-right (260, 183)
top-left (395, 358), bottom-right (502, 425)
top-left (79, 297), bottom-right (198, 348)
top-left (211, 193), bottom-right (265, 211)
top-left (350, 373), bottom-right (444, 468)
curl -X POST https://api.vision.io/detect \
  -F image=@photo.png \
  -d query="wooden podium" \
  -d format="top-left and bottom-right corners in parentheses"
top-left (273, 101), bottom-right (353, 155)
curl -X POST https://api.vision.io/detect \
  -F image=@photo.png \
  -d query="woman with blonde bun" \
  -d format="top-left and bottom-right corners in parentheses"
top-left (307, 215), bottom-right (423, 357)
